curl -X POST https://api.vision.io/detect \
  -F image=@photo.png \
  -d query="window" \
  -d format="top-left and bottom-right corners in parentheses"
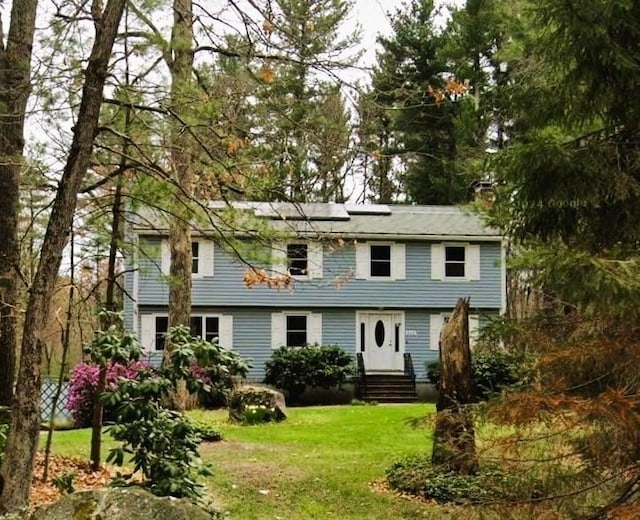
top-left (370, 245), bottom-right (392, 277)
top-left (445, 246), bottom-right (466, 278)
top-left (355, 242), bottom-right (405, 280)
top-left (431, 243), bottom-right (480, 281)
top-left (286, 315), bottom-right (307, 347)
top-left (155, 316), bottom-right (168, 351)
top-left (430, 313), bottom-right (479, 350)
top-left (287, 243), bottom-right (308, 276)
top-left (191, 242), bottom-right (200, 274)
top-left (271, 311), bottom-right (321, 348)
top-left (190, 316), bottom-right (220, 343)
top-left (161, 239), bottom-right (214, 277)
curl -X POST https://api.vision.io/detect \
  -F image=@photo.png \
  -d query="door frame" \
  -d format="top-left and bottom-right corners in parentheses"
top-left (355, 310), bottom-right (405, 372)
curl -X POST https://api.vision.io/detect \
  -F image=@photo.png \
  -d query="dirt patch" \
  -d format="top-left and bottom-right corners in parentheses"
top-left (203, 440), bottom-right (308, 484)
top-left (30, 453), bottom-right (116, 507)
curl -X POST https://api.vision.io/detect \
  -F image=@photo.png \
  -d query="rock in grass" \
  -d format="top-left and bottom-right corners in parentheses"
top-left (20, 487), bottom-right (218, 520)
top-left (228, 385), bottom-right (287, 424)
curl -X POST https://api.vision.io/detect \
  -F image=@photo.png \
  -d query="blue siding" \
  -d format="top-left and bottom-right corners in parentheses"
top-left (405, 310), bottom-right (435, 381)
top-left (136, 237), bottom-right (503, 310)
top-left (137, 307), bottom-right (495, 381)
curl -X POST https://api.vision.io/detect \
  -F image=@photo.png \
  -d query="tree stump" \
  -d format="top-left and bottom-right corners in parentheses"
top-left (431, 297), bottom-right (479, 475)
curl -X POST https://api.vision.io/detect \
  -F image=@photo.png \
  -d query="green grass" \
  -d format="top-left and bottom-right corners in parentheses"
top-left (38, 427), bottom-right (120, 460)
top-left (43, 405), bottom-right (465, 519)
top-left (190, 404), bottom-right (448, 519)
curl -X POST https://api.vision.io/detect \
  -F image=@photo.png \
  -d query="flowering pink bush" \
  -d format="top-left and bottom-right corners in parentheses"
top-left (67, 360), bottom-right (150, 427)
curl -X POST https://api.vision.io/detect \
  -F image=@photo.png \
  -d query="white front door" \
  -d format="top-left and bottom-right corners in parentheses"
top-left (357, 312), bottom-right (404, 371)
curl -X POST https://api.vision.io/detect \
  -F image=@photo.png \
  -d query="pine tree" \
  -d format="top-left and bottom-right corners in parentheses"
top-left (250, 0), bottom-right (359, 202)
top-left (486, 1), bottom-right (640, 514)
top-left (368, 0), bottom-right (466, 205)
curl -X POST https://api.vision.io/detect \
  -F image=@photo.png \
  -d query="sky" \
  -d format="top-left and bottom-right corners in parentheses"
top-left (349, 0), bottom-right (462, 82)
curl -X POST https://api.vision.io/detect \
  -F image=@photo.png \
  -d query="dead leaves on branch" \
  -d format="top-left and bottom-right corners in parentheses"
top-left (243, 268), bottom-right (292, 290)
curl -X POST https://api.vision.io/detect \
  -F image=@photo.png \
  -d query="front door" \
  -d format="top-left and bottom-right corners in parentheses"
top-left (358, 312), bottom-right (404, 372)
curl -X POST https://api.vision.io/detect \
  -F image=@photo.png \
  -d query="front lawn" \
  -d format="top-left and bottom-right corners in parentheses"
top-left (43, 404), bottom-right (472, 518)
top-left (191, 404), bottom-right (440, 519)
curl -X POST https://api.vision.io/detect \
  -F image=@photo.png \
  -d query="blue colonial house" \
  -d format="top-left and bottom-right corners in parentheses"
top-left (124, 202), bottom-right (504, 401)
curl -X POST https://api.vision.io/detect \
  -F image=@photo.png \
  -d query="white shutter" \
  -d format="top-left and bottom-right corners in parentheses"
top-left (161, 239), bottom-right (170, 275)
top-left (467, 244), bottom-right (481, 280)
top-left (140, 314), bottom-right (156, 351)
top-left (355, 242), bottom-right (369, 279)
top-left (431, 244), bottom-right (444, 280)
top-left (309, 313), bottom-right (322, 346)
top-left (392, 243), bottom-right (406, 280)
top-left (271, 312), bottom-right (284, 348)
top-left (271, 242), bottom-right (287, 276)
top-left (199, 240), bottom-right (215, 277)
top-left (429, 314), bottom-right (444, 351)
top-left (469, 314), bottom-right (480, 348)
top-left (220, 315), bottom-right (233, 349)
top-left (308, 241), bottom-right (323, 279)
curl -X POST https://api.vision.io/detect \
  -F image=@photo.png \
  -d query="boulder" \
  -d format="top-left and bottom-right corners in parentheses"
top-left (228, 385), bottom-right (287, 424)
top-left (15, 487), bottom-right (217, 520)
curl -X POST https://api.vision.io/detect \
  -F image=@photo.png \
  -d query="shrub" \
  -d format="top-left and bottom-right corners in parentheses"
top-left (426, 349), bottom-right (519, 400)
top-left (263, 345), bottom-right (354, 403)
top-left (67, 360), bottom-right (150, 427)
top-left (105, 325), bottom-right (249, 502)
top-left (386, 456), bottom-right (522, 504)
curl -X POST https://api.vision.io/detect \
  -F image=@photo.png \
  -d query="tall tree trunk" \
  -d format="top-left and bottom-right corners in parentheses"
top-left (42, 230), bottom-right (75, 482)
top-left (90, 171), bottom-right (125, 471)
top-left (164, 0), bottom-right (195, 411)
top-left (0, 0), bottom-right (39, 408)
top-left (0, 0), bottom-right (127, 511)
top-left (431, 297), bottom-right (479, 475)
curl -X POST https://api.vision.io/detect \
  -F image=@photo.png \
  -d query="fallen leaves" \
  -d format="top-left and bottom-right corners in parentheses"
top-left (31, 453), bottom-right (115, 507)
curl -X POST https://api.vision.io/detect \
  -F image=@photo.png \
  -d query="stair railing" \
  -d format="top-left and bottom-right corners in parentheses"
top-left (356, 353), bottom-right (367, 399)
top-left (403, 353), bottom-right (416, 389)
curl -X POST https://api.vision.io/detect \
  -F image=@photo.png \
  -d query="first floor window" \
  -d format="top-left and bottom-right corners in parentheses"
top-left (190, 315), bottom-right (220, 343)
top-left (370, 244), bottom-right (391, 277)
top-left (286, 315), bottom-right (307, 347)
top-left (445, 246), bottom-right (466, 278)
top-left (155, 316), bottom-right (168, 350)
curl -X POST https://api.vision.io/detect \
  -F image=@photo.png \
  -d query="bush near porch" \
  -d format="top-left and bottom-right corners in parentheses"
top-left (263, 345), bottom-right (354, 404)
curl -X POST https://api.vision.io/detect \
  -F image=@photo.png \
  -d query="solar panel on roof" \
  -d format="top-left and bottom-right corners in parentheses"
top-left (254, 202), bottom-right (350, 221)
top-left (344, 204), bottom-right (391, 215)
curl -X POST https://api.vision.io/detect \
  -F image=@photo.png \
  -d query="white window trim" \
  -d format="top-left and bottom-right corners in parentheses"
top-left (140, 312), bottom-right (231, 352)
top-left (356, 241), bottom-right (406, 281)
top-left (429, 312), bottom-right (480, 350)
top-left (272, 241), bottom-right (323, 280)
top-left (161, 238), bottom-right (214, 278)
top-left (432, 242), bottom-right (480, 282)
top-left (271, 311), bottom-right (322, 348)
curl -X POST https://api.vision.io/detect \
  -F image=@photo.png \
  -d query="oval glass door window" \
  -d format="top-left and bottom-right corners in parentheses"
top-left (375, 320), bottom-right (385, 347)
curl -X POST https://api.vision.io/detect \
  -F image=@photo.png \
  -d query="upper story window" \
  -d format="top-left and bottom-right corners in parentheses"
top-left (370, 245), bottom-right (392, 277)
top-left (273, 241), bottom-right (323, 279)
top-left (287, 243), bottom-right (308, 276)
top-left (192, 242), bottom-right (200, 274)
top-left (445, 246), bottom-right (466, 278)
top-left (431, 243), bottom-right (480, 281)
top-left (355, 242), bottom-right (405, 280)
top-left (161, 239), bottom-right (214, 278)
